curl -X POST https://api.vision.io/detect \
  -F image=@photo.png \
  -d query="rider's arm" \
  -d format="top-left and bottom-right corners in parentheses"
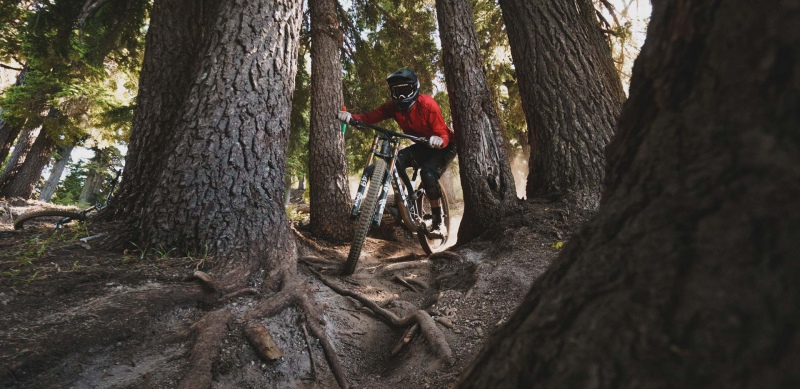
top-left (351, 101), bottom-right (395, 124)
top-left (422, 97), bottom-right (453, 148)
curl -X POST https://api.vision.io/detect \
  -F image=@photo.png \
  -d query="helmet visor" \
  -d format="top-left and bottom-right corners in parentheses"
top-left (391, 83), bottom-right (415, 100)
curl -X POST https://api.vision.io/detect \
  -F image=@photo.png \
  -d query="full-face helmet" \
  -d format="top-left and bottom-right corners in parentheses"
top-left (386, 68), bottom-right (420, 111)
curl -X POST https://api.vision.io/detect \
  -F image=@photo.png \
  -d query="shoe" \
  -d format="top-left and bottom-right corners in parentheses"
top-left (427, 223), bottom-right (446, 239)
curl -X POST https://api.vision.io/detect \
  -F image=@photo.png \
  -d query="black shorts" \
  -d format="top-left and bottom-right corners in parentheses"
top-left (396, 143), bottom-right (457, 178)
top-left (396, 143), bottom-right (457, 200)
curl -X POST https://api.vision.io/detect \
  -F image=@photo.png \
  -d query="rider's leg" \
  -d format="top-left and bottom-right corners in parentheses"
top-left (420, 168), bottom-right (446, 236)
top-left (418, 144), bottom-right (457, 237)
top-left (396, 145), bottom-right (423, 198)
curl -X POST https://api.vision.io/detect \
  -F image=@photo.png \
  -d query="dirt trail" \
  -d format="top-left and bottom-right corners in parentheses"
top-left (0, 198), bottom-right (582, 388)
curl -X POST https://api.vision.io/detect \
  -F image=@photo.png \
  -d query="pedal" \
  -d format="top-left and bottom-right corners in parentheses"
top-left (426, 231), bottom-right (445, 240)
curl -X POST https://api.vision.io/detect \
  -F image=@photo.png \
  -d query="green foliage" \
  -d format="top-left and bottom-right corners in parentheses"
top-left (287, 22), bottom-right (310, 186)
top-left (593, 0), bottom-right (649, 89)
top-left (0, 226), bottom-right (88, 285)
top-left (0, 0), bottom-right (147, 152)
top-left (342, 0), bottom-right (441, 170)
top-left (50, 146), bottom-right (121, 206)
top-left (0, 1), bottom-right (24, 63)
top-left (471, 0), bottom-right (527, 151)
top-left (51, 159), bottom-right (87, 205)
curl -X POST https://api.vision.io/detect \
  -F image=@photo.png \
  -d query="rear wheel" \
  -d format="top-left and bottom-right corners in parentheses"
top-left (14, 209), bottom-right (85, 230)
top-left (416, 182), bottom-right (450, 255)
top-left (343, 159), bottom-right (387, 275)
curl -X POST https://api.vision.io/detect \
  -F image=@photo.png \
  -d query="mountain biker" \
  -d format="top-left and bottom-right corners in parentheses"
top-left (337, 68), bottom-right (456, 238)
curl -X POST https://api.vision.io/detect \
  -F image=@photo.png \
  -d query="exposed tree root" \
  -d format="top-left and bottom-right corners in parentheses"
top-left (368, 259), bottom-right (431, 274)
top-left (307, 266), bottom-right (453, 364)
top-left (299, 293), bottom-right (350, 389)
top-left (221, 287), bottom-right (259, 301)
top-left (292, 226), bottom-right (346, 260)
top-left (178, 309), bottom-right (233, 389)
top-left (300, 255), bottom-right (345, 267)
top-left (243, 320), bottom-right (284, 361)
top-left (429, 251), bottom-right (464, 262)
top-left (393, 275), bottom-right (419, 292)
top-left (405, 276), bottom-right (430, 291)
top-left (299, 317), bottom-right (317, 380)
top-left (392, 323), bottom-right (419, 355)
top-left (383, 253), bottom-right (426, 263)
top-left (190, 270), bottom-right (219, 292)
top-left (171, 279), bottom-right (349, 389)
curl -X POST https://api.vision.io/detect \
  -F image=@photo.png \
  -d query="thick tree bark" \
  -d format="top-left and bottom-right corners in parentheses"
top-left (140, 0), bottom-right (303, 288)
top-left (104, 0), bottom-right (219, 221)
top-left (78, 149), bottom-right (113, 205)
top-left (0, 126), bottom-right (38, 185)
top-left (499, 0), bottom-right (625, 208)
top-left (0, 126), bottom-right (56, 199)
top-left (0, 69), bottom-right (28, 164)
top-left (435, 0), bottom-right (519, 244)
top-left (308, 0), bottom-right (352, 242)
top-left (0, 116), bottom-right (23, 166)
top-left (461, 1), bottom-right (800, 387)
top-left (38, 143), bottom-right (74, 202)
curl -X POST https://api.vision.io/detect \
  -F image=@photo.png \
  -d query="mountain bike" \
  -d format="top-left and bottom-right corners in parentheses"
top-left (344, 119), bottom-right (451, 275)
top-left (13, 169), bottom-right (121, 230)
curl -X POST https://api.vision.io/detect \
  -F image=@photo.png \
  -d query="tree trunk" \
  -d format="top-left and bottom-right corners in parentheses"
top-left (0, 115), bottom-right (23, 167)
top-left (139, 0), bottom-right (303, 288)
top-left (78, 149), bottom-right (113, 205)
top-left (0, 126), bottom-right (39, 185)
top-left (0, 126), bottom-right (56, 199)
top-left (0, 68), bottom-right (28, 164)
top-left (78, 171), bottom-right (105, 205)
top-left (499, 0), bottom-right (625, 208)
top-left (435, 0), bottom-right (519, 244)
top-left (38, 144), bottom-right (74, 202)
top-left (461, 1), bottom-right (800, 387)
top-left (308, 0), bottom-right (352, 242)
top-left (103, 0), bottom-right (220, 221)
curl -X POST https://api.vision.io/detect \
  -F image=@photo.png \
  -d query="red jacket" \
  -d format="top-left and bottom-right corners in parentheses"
top-left (352, 94), bottom-right (454, 148)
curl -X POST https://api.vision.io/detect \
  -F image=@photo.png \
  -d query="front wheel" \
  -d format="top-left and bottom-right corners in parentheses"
top-left (416, 182), bottom-right (450, 255)
top-left (14, 209), bottom-right (85, 230)
top-left (343, 159), bottom-right (387, 275)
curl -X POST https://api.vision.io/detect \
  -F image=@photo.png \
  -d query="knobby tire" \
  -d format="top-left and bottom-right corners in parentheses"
top-left (343, 159), bottom-right (387, 275)
top-left (14, 209), bottom-right (85, 230)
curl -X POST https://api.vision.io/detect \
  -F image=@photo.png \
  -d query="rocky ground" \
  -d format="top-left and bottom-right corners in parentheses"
top-left (0, 195), bottom-right (587, 388)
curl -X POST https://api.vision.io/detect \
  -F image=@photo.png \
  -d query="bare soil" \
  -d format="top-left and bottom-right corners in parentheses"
top-left (0, 196), bottom-right (588, 388)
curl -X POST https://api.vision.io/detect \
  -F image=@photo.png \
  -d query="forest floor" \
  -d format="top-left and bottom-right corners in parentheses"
top-left (0, 193), bottom-right (588, 388)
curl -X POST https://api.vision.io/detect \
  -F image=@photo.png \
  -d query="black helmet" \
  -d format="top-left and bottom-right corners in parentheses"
top-left (386, 68), bottom-right (420, 111)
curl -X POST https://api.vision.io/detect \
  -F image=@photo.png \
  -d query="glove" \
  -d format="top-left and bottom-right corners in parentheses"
top-left (428, 136), bottom-right (444, 149)
top-left (337, 110), bottom-right (352, 124)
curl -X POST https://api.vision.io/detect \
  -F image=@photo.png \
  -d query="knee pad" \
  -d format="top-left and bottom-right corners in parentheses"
top-left (421, 169), bottom-right (441, 199)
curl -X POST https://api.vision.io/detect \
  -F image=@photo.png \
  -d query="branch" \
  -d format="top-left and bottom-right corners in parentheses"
top-left (76, 0), bottom-right (112, 27)
top-left (597, 0), bottom-right (621, 28)
top-left (0, 63), bottom-right (23, 71)
top-left (335, 0), bottom-right (360, 59)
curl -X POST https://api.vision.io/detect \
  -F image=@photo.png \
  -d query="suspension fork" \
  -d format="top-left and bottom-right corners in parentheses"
top-left (351, 136), bottom-right (381, 219)
top-left (371, 139), bottom-right (400, 226)
top-left (392, 165), bottom-right (417, 230)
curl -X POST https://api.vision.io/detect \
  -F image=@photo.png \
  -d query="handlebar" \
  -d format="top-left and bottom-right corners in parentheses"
top-left (348, 119), bottom-right (430, 146)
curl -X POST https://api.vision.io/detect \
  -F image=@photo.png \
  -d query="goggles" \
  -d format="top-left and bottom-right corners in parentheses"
top-left (391, 83), bottom-right (415, 100)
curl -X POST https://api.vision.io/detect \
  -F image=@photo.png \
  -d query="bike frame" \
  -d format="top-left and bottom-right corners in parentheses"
top-left (349, 121), bottom-right (426, 232)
